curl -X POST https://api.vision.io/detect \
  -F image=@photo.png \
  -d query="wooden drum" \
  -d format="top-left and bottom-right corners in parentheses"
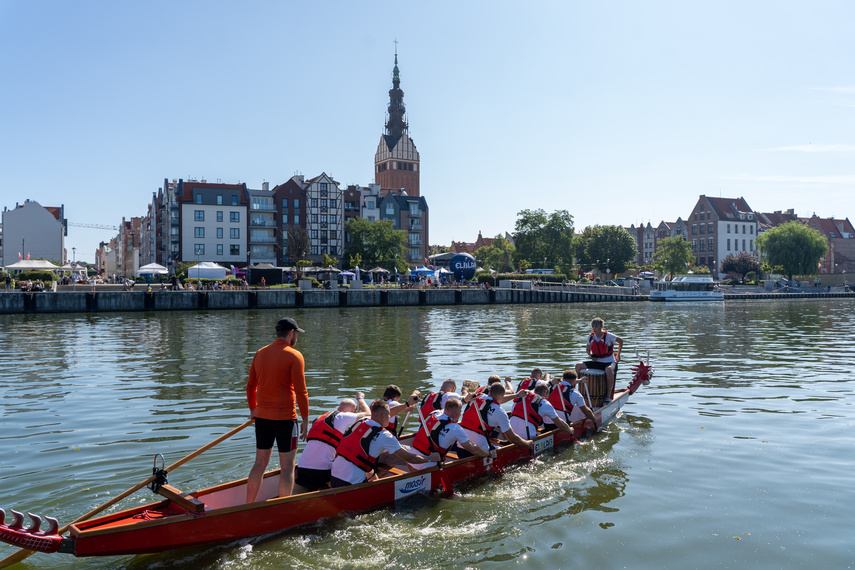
top-left (580, 368), bottom-right (609, 408)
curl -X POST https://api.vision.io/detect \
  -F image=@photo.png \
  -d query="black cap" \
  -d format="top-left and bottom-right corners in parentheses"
top-left (276, 317), bottom-right (305, 333)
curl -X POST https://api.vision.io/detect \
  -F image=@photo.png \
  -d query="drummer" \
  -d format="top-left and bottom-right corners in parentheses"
top-left (575, 317), bottom-right (622, 403)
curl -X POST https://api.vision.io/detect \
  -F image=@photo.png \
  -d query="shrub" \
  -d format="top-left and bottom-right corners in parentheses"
top-left (13, 270), bottom-right (57, 282)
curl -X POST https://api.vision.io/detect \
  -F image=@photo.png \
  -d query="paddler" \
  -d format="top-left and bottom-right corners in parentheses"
top-left (408, 397), bottom-right (495, 471)
top-left (543, 370), bottom-right (597, 432)
top-left (381, 384), bottom-right (419, 435)
top-left (456, 383), bottom-right (533, 457)
top-left (293, 393), bottom-right (371, 493)
top-left (517, 368), bottom-right (550, 392)
top-left (330, 399), bottom-right (440, 487)
top-left (245, 317), bottom-right (310, 503)
top-left (575, 317), bottom-right (623, 403)
top-left (509, 383), bottom-right (574, 439)
top-left (419, 379), bottom-right (463, 416)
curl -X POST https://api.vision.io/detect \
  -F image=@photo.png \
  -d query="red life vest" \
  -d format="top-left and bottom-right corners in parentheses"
top-left (510, 392), bottom-right (545, 426)
top-left (475, 385), bottom-right (487, 395)
top-left (412, 413), bottom-right (453, 458)
top-left (306, 411), bottom-right (343, 448)
top-left (336, 419), bottom-right (384, 473)
top-left (459, 395), bottom-right (493, 437)
top-left (384, 398), bottom-right (399, 435)
top-left (589, 331), bottom-right (614, 359)
top-left (420, 392), bottom-right (443, 416)
top-left (517, 377), bottom-right (538, 392)
top-left (547, 383), bottom-right (575, 419)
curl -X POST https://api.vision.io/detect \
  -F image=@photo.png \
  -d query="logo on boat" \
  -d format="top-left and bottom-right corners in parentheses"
top-left (394, 475), bottom-right (428, 501)
top-left (533, 435), bottom-right (554, 456)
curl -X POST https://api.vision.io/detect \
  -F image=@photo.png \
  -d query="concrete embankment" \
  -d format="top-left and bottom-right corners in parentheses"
top-left (0, 288), bottom-right (645, 315)
top-left (723, 291), bottom-right (855, 300)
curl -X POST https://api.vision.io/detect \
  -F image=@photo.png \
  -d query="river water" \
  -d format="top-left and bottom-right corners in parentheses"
top-left (1, 300), bottom-right (853, 569)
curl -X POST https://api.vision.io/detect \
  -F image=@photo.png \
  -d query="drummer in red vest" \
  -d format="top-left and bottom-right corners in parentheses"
top-left (509, 383), bottom-right (574, 439)
top-left (517, 368), bottom-right (551, 392)
top-left (408, 397), bottom-right (495, 471)
top-left (293, 393), bottom-right (371, 493)
top-left (330, 400), bottom-right (439, 487)
top-left (419, 379), bottom-right (463, 416)
top-left (575, 317), bottom-right (623, 403)
top-left (457, 383), bottom-right (533, 457)
top-left (544, 370), bottom-right (598, 432)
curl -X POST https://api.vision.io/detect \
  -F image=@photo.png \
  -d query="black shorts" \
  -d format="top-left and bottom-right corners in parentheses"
top-left (295, 467), bottom-right (331, 491)
top-left (584, 361), bottom-right (618, 374)
top-left (254, 418), bottom-right (298, 453)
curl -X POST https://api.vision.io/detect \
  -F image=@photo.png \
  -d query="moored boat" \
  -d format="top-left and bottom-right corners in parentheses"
top-left (649, 274), bottom-right (724, 301)
top-left (0, 359), bottom-right (653, 564)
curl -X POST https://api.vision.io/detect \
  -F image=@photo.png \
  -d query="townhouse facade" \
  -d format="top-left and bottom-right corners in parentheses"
top-left (1, 199), bottom-right (67, 265)
top-left (378, 190), bottom-right (429, 264)
top-left (689, 196), bottom-right (759, 272)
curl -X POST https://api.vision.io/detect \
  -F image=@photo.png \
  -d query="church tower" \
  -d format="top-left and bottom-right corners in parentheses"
top-left (374, 50), bottom-right (420, 196)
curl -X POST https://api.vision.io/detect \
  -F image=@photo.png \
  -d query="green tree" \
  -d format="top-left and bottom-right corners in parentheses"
top-left (321, 253), bottom-right (338, 268)
top-left (756, 221), bottom-right (828, 280)
top-left (574, 225), bottom-right (636, 275)
top-left (653, 237), bottom-right (695, 280)
top-left (474, 235), bottom-right (516, 274)
top-left (344, 218), bottom-right (408, 272)
top-left (720, 252), bottom-right (760, 283)
top-left (513, 209), bottom-right (574, 272)
top-left (347, 252), bottom-right (362, 269)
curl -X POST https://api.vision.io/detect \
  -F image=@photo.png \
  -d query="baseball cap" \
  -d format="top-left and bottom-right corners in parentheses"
top-left (276, 317), bottom-right (305, 333)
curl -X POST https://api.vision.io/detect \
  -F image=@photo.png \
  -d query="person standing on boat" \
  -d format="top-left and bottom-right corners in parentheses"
top-left (408, 397), bottom-right (495, 471)
top-left (245, 317), bottom-right (310, 503)
top-left (544, 370), bottom-right (597, 431)
top-left (293, 394), bottom-right (371, 493)
top-left (457, 383), bottom-right (533, 457)
top-left (330, 399), bottom-right (440, 487)
top-left (575, 317), bottom-right (623, 402)
top-left (509, 383), bottom-right (574, 439)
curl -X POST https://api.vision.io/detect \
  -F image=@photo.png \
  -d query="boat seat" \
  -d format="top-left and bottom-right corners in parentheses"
top-left (579, 368), bottom-right (609, 408)
top-left (154, 484), bottom-right (206, 513)
top-left (382, 467), bottom-right (410, 477)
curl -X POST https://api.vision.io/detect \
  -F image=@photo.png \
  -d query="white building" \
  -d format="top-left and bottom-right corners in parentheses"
top-left (178, 180), bottom-right (248, 265)
top-left (1, 200), bottom-right (67, 265)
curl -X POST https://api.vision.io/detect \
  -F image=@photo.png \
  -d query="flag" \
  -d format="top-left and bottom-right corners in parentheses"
top-left (18, 252), bottom-right (22, 260)
top-left (26, 253), bottom-right (30, 260)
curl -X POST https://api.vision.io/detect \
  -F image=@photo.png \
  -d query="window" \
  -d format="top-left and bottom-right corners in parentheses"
top-left (294, 213), bottom-right (299, 224)
top-left (743, 225), bottom-right (747, 234)
top-left (311, 246), bottom-right (318, 255)
top-left (708, 237), bottom-right (714, 249)
top-left (321, 246), bottom-right (328, 254)
top-left (194, 210), bottom-right (204, 221)
top-left (750, 226), bottom-right (754, 235)
top-left (692, 224), bottom-right (697, 235)
top-left (230, 244), bottom-right (240, 255)
top-left (700, 224), bottom-right (705, 234)
top-left (329, 214), bottom-right (336, 224)
top-left (217, 195), bottom-right (223, 205)
top-left (230, 228), bottom-right (240, 239)
top-left (231, 195), bottom-right (238, 206)
top-left (386, 203), bottom-right (395, 215)
top-left (282, 214), bottom-right (288, 224)
top-left (743, 239), bottom-right (746, 250)
top-left (321, 199), bottom-right (327, 208)
top-left (320, 214), bottom-right (327, 224)
top-left (329, 199), bottom-right (337, 208)
top-left (230, 212), bottom-right (240, 223)
top-left (194, 244), bottom-right (205, 255)
top-left (217, 228), bottom-right (223, 239)
top-left (750, 240), bottom-right (754, 251)
top-left (196, 194), bottom-right (202, 204)
top-left (410, 247), bottom-right (420, 260)
top-left (320, 183), bottom-right (328, 193)
top-left (294, 198), bottom-right (299, 209)
top-left (409, 202), bottom-right (420, 216)
top-left (707, 223), bottom-right (713, 233)
top-left (366, 199), bottom-right (375, 209)
top-left (367, 216), bottom-right (375, 222)
top-left (330, 246), bottom-right (337, 255)
top-left (727, 224), bottom-right (731, 233)
top-left (727, 239), bottom-right (731, 250)
top-left (217, 244), bottom-right (223, 255)
top-left (217, 211), bottom-right (223, 222)
top-left (692, 239), bottom-right (698, 251)
top-left (282, 199), bottom-right (288, 209)
top-left (194, 227), bottom-right (205, 238)
top-left (311, 214), bottom-right (318, 224)
top-left (311, 198), bottom-right (318, 208)
top-left (700, 240), bottom-right (706, 251)
top-left (311, 229), bottom-right (318, 239)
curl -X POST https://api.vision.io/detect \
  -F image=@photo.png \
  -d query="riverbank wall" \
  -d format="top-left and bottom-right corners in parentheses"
top-left (0, 288), bottom-right (644, 315)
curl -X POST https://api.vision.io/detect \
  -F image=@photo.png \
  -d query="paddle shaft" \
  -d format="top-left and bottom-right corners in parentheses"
top-left (414, 402), bottom-right (451, 492)
top-left (0, 418), bottom-right (254, 569)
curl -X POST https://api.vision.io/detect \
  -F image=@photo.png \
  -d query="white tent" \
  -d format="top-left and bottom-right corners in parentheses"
top-left (188, 261), bottom-right (227, 280)
top-left (5, 259), bottom-right (60, 271)
top-left (138, 263), bottom-right (169, 276)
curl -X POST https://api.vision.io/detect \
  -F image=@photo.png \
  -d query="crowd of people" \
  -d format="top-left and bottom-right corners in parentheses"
top-left (244, 316), bottom-right (620, 502)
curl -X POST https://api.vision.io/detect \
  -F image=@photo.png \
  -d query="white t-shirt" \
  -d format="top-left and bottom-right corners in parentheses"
top-left (440, 392), bottom-right (462, 407)
top-left (297, 411), bottom-right (361, 471)
top-left (331, 420), bottom-right (404, 484)
top-left (544, 382), bottom-right (587, 425)
top-left (461, 400), bottom-right (513, 449)
top-left (407, 412), bottom-right (471, 470)
top-left (509, 399), bottom-right (559, 438)
top-left (587, 331), bottom-right (618, 364)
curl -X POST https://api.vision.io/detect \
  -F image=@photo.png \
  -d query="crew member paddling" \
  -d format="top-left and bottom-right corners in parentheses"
top-left (330, 400), bottom-right (439, 487)
top-left (293, 394), bottom-right (370, 493)
top-left (408, 398), bottom-right (495, 471)
top-left (544, 370), bottom-right (597, 431)
top-left (456, 383), bottom-right (533, 457)
top-left (509, 384), bottom-right (574, 439)
top-left (419, 379), bottom-right (463, 416)
top-left (517, 368), bottom-right (550, 392)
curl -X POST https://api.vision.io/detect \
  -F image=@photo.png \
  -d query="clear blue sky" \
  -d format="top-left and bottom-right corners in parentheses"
top-left (3, 1), bottom-right (854, 263)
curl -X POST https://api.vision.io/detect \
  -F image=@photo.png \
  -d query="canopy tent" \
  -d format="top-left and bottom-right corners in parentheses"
top-left (368, 266), bottom-right (390, 274)
top-left (137, 263), bottom-right (169, 276)
top-left (188, 261), bottom-right (227, 280)
top-left (410, 266), bottom-right (434, 276)
top-left (6, 259), bottom-right (61, 271)
top-left (339, 271), bottom-right (356, 277)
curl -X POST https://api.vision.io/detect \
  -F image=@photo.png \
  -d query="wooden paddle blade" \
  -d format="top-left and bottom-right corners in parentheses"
top-left (439, 469), bottom-right (454, 496)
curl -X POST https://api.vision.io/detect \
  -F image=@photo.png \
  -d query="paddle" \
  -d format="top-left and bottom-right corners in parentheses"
top-left (396, 390), bottom-right (420, 438)
top-left (0, 418), bottom-right (254, 570)
top-left (519, 390), bottom-right (534, 458)
top-left (472, 395), bottom-right (505, 475)
top-left (414, 401), bottom-right (453, 495)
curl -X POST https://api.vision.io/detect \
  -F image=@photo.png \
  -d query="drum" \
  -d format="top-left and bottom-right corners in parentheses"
top-left (580, 368), bottom-right (609, 408)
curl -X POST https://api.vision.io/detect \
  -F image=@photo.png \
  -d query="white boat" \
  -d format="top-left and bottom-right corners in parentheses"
top-left (649, 274), bottom-right (724, 302)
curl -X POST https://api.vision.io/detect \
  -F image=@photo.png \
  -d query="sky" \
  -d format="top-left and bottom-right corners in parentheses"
top-left (2, 1), bottom-right (855, 263)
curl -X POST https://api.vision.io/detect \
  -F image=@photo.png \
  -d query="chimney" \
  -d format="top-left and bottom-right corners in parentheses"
top-left (262, 182), bottom-right (269, 191)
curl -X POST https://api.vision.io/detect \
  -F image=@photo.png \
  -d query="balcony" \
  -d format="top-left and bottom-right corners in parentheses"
top-left (249, 219), bottom-right (277, 228)
top-left (249, 236), bottom-right (277, 244)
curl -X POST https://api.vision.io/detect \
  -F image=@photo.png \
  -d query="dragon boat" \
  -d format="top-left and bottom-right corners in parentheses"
top-left (0, 358), bottom-right (653, 564)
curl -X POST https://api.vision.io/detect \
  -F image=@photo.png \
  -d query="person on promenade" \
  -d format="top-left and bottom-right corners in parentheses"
top-left (408, 397), bottom-right (495, 471)
top-left (293, 393), bottom-right (370, 493)
top-left (575, 317), bottom-right (622, 403)
top-left (4, 274), bottom-right (11, 292)
top-left (544, 370), bottom-right (597, 432)
top-left (245, 317), bottom-right (310, 503)
top-left (509, 383), bottom-right (574, 439)
top-left (456, 383), bottom-right (533, 457)
top-left (330, 399), bottom-right (439, 487)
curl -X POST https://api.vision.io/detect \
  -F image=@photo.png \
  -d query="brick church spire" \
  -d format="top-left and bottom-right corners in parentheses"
top-left (384, 51), bottom-right (407, 150)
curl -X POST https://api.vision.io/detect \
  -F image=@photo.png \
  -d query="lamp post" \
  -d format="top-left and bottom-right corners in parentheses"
top-left (246, 250), bottom-right (251, 288)
top-left (72, 247), bottom-right (76, 291)
top-left (196, 248), bottom-right (201, 289)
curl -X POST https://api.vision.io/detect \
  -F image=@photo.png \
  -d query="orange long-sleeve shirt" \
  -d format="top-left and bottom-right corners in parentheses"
top-left (246, 338), bottom-right (309, 421)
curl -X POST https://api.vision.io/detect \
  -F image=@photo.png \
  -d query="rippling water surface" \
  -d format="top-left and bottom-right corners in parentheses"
top-left (1, 300), bottom-right (854, 569)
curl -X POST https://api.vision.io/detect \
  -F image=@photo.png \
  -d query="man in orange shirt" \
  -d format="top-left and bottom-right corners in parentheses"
top-left (245, 317), bottom-right (310, 503)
